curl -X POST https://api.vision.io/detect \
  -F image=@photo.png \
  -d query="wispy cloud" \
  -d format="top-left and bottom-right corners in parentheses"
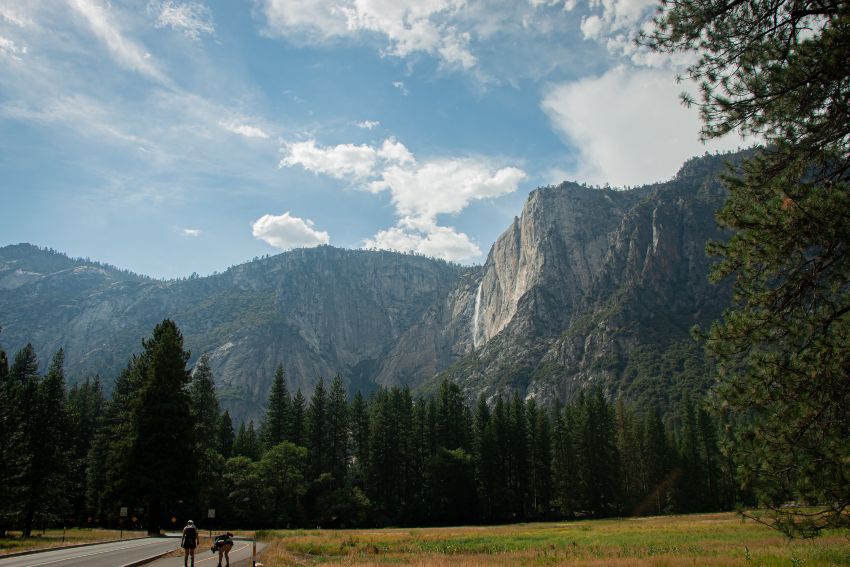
top-left (0, 3), bottom-right (33, 27)
top-left (181, 228), bottom-right (201, 237)
top-left (149, 1), bottom-right (215, 41)
top-left (355, 120), bottom-right (380, 130)
top-left (256, 0), bottom-right (475, 69)
top-left (220, 120), bottom-right (270, 139)
top-left (252, 212), bottom-right (330, 250)
top-left (0, 35), bottom-right (26, 58)
top-left (67, 0), bottom-right (166, 83)
top-left (392, 81), bottom-right (409, 96)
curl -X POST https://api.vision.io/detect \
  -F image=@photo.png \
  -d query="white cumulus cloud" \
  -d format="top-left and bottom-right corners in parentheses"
top-left (580, 0), bottom-right (655, 40)
top-left (280, 137), bottom-right (413, 180)
top-left (280, 140), bottom-right (379, 180)
top-left (252, 212), bottom-right (330, 250)
top-left (280, 136), bottom-right (525, 261)
top-left (149, 1), bottom-right (215, 41)
top-left (541, 65), bottom-right (746, 187)
top-left (364, 221), bottom-right (480, 262)
top-left (181, 228), bottom-right (201, 237)
top-left (368, 158), bottom-right (525, 222)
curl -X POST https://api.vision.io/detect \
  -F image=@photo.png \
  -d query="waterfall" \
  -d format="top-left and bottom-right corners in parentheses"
top-left (472, 281), bottom-right (483, 349)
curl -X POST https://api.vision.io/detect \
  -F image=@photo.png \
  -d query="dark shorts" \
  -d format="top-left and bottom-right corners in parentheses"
top-left (182, 542), bottom-right (197, 549)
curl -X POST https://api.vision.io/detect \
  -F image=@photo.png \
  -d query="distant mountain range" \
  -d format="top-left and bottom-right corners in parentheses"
top-left (0, 152), bottom-right (739, 423)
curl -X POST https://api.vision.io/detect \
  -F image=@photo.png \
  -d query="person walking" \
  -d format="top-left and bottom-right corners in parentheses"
top-left (181, 520), bottom-right (198, 567)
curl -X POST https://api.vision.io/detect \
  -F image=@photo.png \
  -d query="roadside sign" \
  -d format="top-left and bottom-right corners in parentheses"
top-left (120, 507), bottom-right (128, 517)
top-left (171, 516), bottom-right (177, 524)
top-left (131, 516), bottom-right (137, 523)
top-left (208, 508), bottom-right (215, 519)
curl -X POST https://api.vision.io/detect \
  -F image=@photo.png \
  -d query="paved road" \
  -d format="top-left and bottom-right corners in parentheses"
top-left (147, 539), bottom-right (266, 567)
top-left (0, 538), bottom-right (178, 567)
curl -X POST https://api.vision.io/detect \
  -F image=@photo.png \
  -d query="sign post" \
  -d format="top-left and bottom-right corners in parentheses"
top-left (207, 509), bottom-right (215, 538)
top-left (119, 507), bottom-right (128, 539)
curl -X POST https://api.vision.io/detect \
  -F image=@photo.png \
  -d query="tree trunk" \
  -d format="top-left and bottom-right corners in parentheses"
top-left (22, 498), bottom-right (34, 538)
top-left (147, 497), bottom-right (160, 535)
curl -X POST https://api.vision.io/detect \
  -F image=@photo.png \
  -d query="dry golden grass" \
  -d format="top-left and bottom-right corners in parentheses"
top-left (255, 513), bottom-right (850, 566)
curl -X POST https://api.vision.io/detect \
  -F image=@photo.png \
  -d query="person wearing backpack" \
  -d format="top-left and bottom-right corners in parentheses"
top-left (181, 520), bottom-right (198, 567)
top-left (211, 531), bottom-right (234, 567)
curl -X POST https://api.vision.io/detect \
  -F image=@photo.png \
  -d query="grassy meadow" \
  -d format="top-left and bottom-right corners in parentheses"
top-left (256, 513), bottom-right (850, 566)
top-left (0, 528), bottom-right (146, 555)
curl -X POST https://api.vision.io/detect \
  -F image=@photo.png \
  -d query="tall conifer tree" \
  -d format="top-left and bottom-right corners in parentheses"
top-left (261, 364), bottom-right (291, 450)
top-left (290, 389), bottom-right (306, 447)
top-left (307, 378), bottom-right (328, 478)
top-left (326, 375), bottom-right (349, 486)
top-left (127, 320), bottom-right (196, 534)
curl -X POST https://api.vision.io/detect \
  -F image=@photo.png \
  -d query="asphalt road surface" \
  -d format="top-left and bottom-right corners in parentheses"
top-left (0, 537), bottom-right (178, 567)
top-left (147, 539), bottom-right (266, 567)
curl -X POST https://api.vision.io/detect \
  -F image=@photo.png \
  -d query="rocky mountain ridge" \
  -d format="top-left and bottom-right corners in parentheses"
top-left (0, 152), bottom-right (740, 421)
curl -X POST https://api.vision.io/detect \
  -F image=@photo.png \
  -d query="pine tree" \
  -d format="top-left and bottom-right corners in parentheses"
top-left (436, 378), bottom-right (467, 451)
top-left (326, 375), bottom-right (349, 486)
top-left (552, 402), bottom-right (578, 517)
top-left (349, 391), bottom-right (370, 488)
top-left (474, 396), bottom-right (499, 520)
top-left (615, 399), bottom-right (641, 511)
top-left (576, 390), bottom-right (621, 517)
top-left (92, 362), bottom-right (143, 525)
top-left (0, 340), bottom-right (24, 535)
top-left (530, 404), bottom-right (553, 517)
top-left (394, 387), bottom-right (417, 522)
top-left (234, 421), bottom-right (260, 460)
top-left (307, 378), bottom-right (328, 479)
top-left (189, 355), bottom-right (220, 443)
top-left (19, 350), bottom-right (71, 536)
top-left (677, 396), bottom-right (703, 513)
top-left (261, 364), bottom-right (291, 451)
top-left (489, 396), bottom-right (512, 520)
top-left (127, 320), bottom-right (197, 534)
top-left (645, 0), bottom-right (850, 534)
top-left (367, 388), bottom-right (399, 518)
top-left (4, 344), bottom-right (40, 534)
top-left (188, 355), bottom-right (223, 519)
top-left (218, 411), bottom-right (234, 459)
top-left (640, 408), bottom-right (669, 516)
top-left (290, 389), bottom-right (306, 447)
top-left (67, 376), bottom-right (105, 522)
top-left (508, 394), bottom-right (530, 518)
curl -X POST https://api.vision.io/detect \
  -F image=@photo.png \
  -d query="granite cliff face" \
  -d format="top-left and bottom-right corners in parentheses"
top-left (440, 153), bottom-right (735, 410)
top-left (0, 152), bottom-right (739, 419)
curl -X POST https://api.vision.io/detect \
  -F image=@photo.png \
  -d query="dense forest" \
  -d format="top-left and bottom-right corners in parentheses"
top-left (0, 320), bottom-right (742, 535)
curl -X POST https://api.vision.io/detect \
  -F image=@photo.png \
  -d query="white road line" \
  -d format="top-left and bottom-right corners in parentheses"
top-left (28, 540), bottom-right (174, 567)
top-left (191, 543), bottom-right (249, 565)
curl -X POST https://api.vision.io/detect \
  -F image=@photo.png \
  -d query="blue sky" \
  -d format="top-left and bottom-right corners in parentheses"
top-left (0, 0), bottom-right (743, 279)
